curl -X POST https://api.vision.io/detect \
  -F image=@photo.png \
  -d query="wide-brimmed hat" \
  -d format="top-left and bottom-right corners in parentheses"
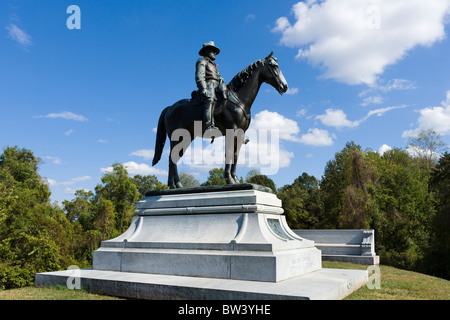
top-left (199, 41), bottom-right (220, 56)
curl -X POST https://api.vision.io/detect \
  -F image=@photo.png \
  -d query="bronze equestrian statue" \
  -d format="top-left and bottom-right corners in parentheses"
top-left (152, 43), bottom-right (288, 189)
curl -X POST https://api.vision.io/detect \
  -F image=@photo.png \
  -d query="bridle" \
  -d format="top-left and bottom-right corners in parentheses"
top-left (265, 58), bottom-right (285, 95)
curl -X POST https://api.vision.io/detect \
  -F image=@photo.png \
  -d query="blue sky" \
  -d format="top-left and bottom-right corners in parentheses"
top-left (1, 0), bottom-right (450, 204)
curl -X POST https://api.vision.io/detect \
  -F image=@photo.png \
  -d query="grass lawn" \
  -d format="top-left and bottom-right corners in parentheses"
top-left (0, 285), bottom-right (122, 300)
top-left (0, 262), bottom-right (448, 300)
top-left (322, 261), bottom-right (450, 300)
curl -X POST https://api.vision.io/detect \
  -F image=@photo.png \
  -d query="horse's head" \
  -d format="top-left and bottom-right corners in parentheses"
top-left (262, 51), bottom-right (288, 95)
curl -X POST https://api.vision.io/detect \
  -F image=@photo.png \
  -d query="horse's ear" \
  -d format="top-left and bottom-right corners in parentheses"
top-left (266, 50), bottom-right (274, 59)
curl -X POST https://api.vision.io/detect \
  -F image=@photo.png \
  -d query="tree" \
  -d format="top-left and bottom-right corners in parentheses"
top-left (63, 163), bottom-right (143, 265)
top-left (0, 146), bottom-right (75, 289)
top-left (340, 148), bottom-right (376, 229)
top-left (320, 141), bottom-right (365, 228)
top-left (372, 148), bottom-right (434, 271)
top-left (63, 190), bottom-right (93, 224)
top-left (201, 168), bottom-right (227, 186)
top-left (179, 172), bottom-right (200, 188)
top-left (245, 170), bottom-right (276, 192)
top-left (132, 174), bottom-right (168, 198)
top-left (277, 173), bottom-right (323, 229)
top-left (407, 129), bottom-right (447, 170)
top-left (426, 152), bottom-right (450, 279)
top-left (94, 163), bottom-right (140, 235)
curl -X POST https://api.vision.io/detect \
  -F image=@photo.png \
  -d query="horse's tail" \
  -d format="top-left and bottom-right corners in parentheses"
top-left (152, 106), bottom-right (169, 166)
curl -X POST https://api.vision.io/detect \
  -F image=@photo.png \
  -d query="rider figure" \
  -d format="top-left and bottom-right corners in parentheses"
top-left (195, 41), bottom-right (227, 132)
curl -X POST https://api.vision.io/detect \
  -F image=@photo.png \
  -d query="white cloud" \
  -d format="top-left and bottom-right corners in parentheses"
top-left (64, 187), bottom-right (90, 196)
top-left (272, 0), bottom-right (450, 85)
top-left (299, 128), bottom-right (335, 146)
top-left (71, 176), bottom-right (92, 182)
top-left (361, 95), bottom-right (384, 107)
top-left (35, 111), bottom-right (88, 122)
top-left (180, 135), bottom-right (295, 175)
top-left (44, 176), bottom-right (91, 187)
top-left (245, 14), bottom-right (256, 22)
top-left (377, 79), bottom-right (417, 93)
top-left (98, 139), bottom-right (108, 143)
top-left (6, 24), bottom-right (32, 47)
top-left (45, 178), bottom-right (58, 187)
top-left (285, 87), bottom-right (299, 95)
top-left (316, 105), bottom-right (406, 129)
top-left (101, 161), bottom-right (167, 176)
top-left (43, 156), bottom-right (62, 165)
top-left (251, 110), bottom-right (301, 142)
top-left (64, 129), bottom-right (74, 136)
top-left (296, 109), bottom-right (307, 117)
top-left (130, 149), bottom-right (155, 160)
top-left (378, 144), bottom-right (392, 155)
top-left (316, 109), bottom-right (359, 129)
top-left (363, 105), bottom-right (407, 120)
top-left (406, 145), bottom-right (441, 161)
top-left (176, 111), bottom-right (299, 174)
top-left (251, 110), bottom-right (336, 147)
top-left (359, 78), bottom-right (416, 106)
top-left (402, 90), bottom-right (450, 137)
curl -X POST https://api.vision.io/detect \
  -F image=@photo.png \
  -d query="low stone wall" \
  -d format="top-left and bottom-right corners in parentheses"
top-left (293, 229), bottom-right (379, 265)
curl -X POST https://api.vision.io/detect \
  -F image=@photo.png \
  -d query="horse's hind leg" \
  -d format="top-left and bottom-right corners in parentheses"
top-left (169, 139), bottom-right (186, 189)
top-left (228, 130), bottom-right (244, 184)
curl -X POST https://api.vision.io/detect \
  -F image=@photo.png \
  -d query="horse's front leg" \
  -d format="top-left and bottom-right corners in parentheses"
top-left (224, 163), bottom-right (236, 184)
top-left (231, 128), bottom-right (246, 184)
top-left (230, 146), bottom-right (240, 184)
top-left (169, 140), bottom-right (185, 189)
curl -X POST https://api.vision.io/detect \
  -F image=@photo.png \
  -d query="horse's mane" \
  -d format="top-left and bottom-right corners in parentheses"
top-left (228, 59), bottom-right (265, 92)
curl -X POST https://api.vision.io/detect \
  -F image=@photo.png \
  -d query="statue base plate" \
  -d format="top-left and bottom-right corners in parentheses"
top-left (35, 185), bottom-right (368, 299)
top-left (93, 185), bottom-right (321, 282)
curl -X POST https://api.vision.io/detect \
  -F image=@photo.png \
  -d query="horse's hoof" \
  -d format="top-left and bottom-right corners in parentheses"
top-left (175, 182), bottom-right (184, 188)
top-left (226, 178), bottom-right (237, 185)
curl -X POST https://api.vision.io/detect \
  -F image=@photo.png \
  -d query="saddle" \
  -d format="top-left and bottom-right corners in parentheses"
top-left (190, 89), bottom-right (249, 119)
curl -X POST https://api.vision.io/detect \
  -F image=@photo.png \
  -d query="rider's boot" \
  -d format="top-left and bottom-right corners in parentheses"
top-left (203, 100), bottom-right (219, 133)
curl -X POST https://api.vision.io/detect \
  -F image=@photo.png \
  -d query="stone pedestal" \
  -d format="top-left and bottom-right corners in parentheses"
top-left (93, 184), bottom-right (321, 282)
top-left (36, 184), bottom-right (368, 300)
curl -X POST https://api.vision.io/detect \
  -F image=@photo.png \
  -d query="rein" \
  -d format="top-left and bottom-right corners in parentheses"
top-left (227, 90), bottom-right (251, 122)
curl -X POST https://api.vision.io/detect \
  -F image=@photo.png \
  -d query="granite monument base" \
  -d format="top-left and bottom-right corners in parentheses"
top-left (35, 184), bottom-right (368, 299)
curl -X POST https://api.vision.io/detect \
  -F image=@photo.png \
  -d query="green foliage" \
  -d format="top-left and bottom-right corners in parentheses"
top-left (277, 173), bottom-right (322, 229)
top-left (320, 141), bottom-right (366, 228)
top-left (201, 168), bottom-right (227, 186)
top-left (371, 148), bottom-right (434, 271)
top-left (0, 146), bottom-right (75, 289)
top-left (132, 174), bottom-right (168, 198)
top-left (407, 129), bottom-right (447, 170)
top-left (426, 152), bottom-right (450, 279)
top-left (179, 172), bottom-right (200, 188)
top-left (94, 163), bottom-right (140, 234)
top-left (2, 141), bottom-right (449, 290)
top-left (62, 164), bottom-right (165, 266)
top-left (245, 170), bottom-right (276, 192)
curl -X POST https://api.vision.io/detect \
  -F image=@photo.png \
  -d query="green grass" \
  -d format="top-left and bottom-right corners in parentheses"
top-left (1, 262), bottom-right (449, 300)
top-left (323, 261), bottom-right (450, 300)
top-left (0, 284), bottom-right (122, 300)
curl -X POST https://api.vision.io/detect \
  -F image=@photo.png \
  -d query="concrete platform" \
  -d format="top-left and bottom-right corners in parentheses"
top-left (35, 267), bottom-right (368, 300)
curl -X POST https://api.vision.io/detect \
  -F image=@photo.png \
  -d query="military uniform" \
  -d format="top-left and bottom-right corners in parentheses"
top-left (195, 41), bottom-right (227, 131)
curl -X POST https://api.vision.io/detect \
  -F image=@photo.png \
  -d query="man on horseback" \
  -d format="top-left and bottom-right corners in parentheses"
top-left (195, 41), bottom-right (227, 133)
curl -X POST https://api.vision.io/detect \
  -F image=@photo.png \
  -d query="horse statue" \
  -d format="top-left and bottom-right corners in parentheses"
top-left (152, 51), bottom-right (288, 189)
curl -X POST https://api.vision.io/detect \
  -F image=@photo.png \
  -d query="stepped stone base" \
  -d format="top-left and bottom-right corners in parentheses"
top-left (93, 184), bottom-right (322, 282)
top-left (35, 184), bottom-right (368, 299)
top-left (35, 267), bottom-right (368, 300)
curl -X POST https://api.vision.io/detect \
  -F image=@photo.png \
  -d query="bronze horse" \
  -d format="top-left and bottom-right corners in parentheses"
top-left (152, 52), bottom-right (288, 188)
